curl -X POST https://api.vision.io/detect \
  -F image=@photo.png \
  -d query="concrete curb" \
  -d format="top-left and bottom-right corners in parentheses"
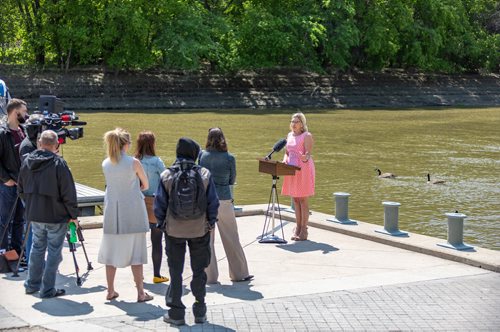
top-left (79, 204), bottom-right (500, 273)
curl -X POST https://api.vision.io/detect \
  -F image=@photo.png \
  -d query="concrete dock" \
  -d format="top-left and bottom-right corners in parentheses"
top-left (1, 204), bottom-right (499, 331)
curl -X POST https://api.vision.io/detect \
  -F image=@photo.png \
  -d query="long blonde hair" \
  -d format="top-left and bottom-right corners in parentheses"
top-left (104, 128), bottom-right (131, 164)
top-left (290, 112), bottom-right (308, 133)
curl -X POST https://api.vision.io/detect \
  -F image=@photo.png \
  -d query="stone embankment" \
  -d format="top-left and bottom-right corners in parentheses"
top-left (1, 66), bottom-right (499, 110)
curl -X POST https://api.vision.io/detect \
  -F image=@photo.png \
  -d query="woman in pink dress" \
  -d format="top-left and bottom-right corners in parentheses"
top-left (281, 112), bottom-right (315, 241)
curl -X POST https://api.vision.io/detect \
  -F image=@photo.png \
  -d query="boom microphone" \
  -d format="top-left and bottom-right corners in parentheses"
top-left (265, 138), bottom-right (287, 160)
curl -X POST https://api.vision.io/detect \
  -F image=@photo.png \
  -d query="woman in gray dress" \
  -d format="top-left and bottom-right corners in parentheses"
top-left (98, 128), bottom-right (153, 302)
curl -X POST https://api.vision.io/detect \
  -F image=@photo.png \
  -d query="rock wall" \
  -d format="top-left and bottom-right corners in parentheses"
top-left (2, 66), bottom-right (499, 110)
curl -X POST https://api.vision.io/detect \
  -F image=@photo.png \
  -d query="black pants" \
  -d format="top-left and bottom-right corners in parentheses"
top-left (165, 232), bottom-right (211, 320)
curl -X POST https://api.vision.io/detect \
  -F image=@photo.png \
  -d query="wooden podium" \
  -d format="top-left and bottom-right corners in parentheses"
top-left (258, 159), bottom-right (300, 244)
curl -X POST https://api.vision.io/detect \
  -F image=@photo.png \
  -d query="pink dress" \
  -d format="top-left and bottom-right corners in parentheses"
top-left (281, 131), bottom-right (315, 197)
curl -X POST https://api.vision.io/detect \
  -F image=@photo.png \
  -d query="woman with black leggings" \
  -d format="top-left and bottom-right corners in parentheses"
top-left (135, 131), bottom-right (168, 283)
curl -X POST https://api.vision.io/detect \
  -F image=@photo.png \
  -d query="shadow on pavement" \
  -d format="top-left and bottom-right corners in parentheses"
top-left (56, 273), bottom-right (106, 295)
top-left (143, 282), bottom-right (169, 297)
top-left (174, 322), bottom-right (236, 331)
top-left (207, 283), bottom-right (263, 301)
top-left (105, 300), bottom-right (164, 321)
top-left (277, 240), bottom-right (338, 254)
top-left (32, 297), bottom-right (93, 316)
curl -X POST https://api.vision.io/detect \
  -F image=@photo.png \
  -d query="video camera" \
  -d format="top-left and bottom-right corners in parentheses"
top-left (25, 95), bottom-right (87, 144)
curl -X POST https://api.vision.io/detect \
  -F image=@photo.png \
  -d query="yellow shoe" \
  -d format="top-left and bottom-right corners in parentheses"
top-left (153, 275), bottom-right (169, 283)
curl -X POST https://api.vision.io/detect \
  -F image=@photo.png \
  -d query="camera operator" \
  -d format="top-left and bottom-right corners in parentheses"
top-left (20, 114), bottom-right (45, 162)
top-left (0, 99), bottom-right (28, 256)
top-left (18, 130), bottom-right (79, 298)
top-left (17, 114), bottom-right (45, 265)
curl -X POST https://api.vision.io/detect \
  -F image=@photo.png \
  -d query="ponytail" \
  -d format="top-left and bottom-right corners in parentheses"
top-left (104, 128), bottom-right (131, 164)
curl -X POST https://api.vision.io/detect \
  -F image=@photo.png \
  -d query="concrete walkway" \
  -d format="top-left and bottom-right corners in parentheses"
top-left (1, 205), bottom-right (499, 331)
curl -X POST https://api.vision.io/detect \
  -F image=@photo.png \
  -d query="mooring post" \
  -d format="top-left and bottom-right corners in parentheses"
top-left (326, 192), bottom-right (357, 224)
top-left (437, 212), bottom-right (474, 250)
top-left (375, 201), bottom-right (408, 236)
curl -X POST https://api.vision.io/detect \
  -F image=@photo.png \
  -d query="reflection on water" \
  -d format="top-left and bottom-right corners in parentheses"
top-left (60, 108), bottom-right (500, 250)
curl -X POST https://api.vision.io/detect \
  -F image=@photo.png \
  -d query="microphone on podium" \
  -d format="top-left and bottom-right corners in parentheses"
top-left (265, 138), bottom-right (287, 160)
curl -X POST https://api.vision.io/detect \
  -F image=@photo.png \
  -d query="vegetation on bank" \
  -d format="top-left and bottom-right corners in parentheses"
top-left (1, 0), bottom-right (498, 73)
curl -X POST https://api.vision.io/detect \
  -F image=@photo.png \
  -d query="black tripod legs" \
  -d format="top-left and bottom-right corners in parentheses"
top-left (66, 233), bottom-right (82, 286)
top-left (77, 227), bottom-right (93, 271)
top-left (11, 220), bottom-right (31, 277)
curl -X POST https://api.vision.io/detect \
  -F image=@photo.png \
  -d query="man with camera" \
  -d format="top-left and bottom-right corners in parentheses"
top-left (18, 130), bottom-right (79, 298)
top-left (0, 99), bottom-right (28, 256)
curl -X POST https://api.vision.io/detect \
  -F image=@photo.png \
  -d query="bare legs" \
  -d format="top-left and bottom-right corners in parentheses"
top-left (131, 264), bottom-right (149, 301)
top-left (105, 265), bottom-right (118, 300)
top-left (291, 198), bottom-right (302, 240)
top-left (292, 197), bottom-right (309, 241)
top-left (105, 264), bottom-right (152, 301)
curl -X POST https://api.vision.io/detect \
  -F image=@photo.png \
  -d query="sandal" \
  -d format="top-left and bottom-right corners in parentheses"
top-left (106, 291), bottom-right (119, 301)
top-left (137, 292), bottom-right (154, 303)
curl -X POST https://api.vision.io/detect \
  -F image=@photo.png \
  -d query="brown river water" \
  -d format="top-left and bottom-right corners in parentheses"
top-left (58, 108), bottom-right (500, 250)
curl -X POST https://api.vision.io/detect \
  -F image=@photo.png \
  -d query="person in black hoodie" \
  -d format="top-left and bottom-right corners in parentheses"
top-left (155, 137), bottom-right (219, 326)
top-left (17, 130), bottom-right (79, 298)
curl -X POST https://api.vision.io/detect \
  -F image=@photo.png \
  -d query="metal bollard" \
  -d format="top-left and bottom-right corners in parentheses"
top-left (437, 212), bottom-right (474, 250)
top-left (375, 201), bottom-right (408, 236)
top-left (326, 192), bottom-right (358, 225)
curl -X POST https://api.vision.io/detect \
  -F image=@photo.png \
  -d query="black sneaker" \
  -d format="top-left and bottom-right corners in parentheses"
top-left (194, 315), bottom-right (207, 324)
top-left (163, 313), bottom-right (185, 326)
top-left (25, 288), bottom-right (39, 295)
top-left (41, 289), bottom-right (65, 298)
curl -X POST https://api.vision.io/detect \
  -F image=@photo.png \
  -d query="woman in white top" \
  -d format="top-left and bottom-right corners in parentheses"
top-left (98, 128), bottom-right (153, 302)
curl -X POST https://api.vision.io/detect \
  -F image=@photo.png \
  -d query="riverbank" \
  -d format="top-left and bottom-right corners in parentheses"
top-left (2, 66), bottom-right (499, 110)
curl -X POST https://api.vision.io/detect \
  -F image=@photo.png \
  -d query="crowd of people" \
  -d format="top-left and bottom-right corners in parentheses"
top-left (0, 90), bottom-right (316, 325)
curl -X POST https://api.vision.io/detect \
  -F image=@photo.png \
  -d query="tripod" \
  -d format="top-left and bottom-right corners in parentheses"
top-left (66, 226), bottom-right (93, 286)
top-left (11, 220), bottom-right (93, 286)
top-left (257, 159), bottom-right (300, 244)
top-left (0, 195), bottom-right (23, 271)
top-left (259, 175), bottom-right (287, 244)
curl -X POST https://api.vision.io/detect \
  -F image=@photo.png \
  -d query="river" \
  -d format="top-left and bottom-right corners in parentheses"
top-left (59, 107), bottom-right (500, 250)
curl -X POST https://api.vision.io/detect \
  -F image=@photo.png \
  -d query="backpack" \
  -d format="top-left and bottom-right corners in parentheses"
top-left (168, 161), bottom-right (207, 220)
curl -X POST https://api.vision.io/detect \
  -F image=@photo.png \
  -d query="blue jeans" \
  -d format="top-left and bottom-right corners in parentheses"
top-left (25, 224), bottom-right (33, 264)
top-left (24, 222), bottom-right (67, 297)
top-left (0, 183), bottom-right (25, 253)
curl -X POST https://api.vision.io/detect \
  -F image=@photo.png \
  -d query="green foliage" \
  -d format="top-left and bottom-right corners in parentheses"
top-left (0, 0), bottom-right (497, 73)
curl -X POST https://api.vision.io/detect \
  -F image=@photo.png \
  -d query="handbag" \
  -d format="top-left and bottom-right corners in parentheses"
top-left (0, 249), bottom-right (19, 273)
top-left (144, 196), bottom-right (156, 224)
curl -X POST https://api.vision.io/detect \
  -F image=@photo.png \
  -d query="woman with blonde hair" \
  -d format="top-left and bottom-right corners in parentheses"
top-left (281, 112), bottom-right (315, 241)
top-left (98, 128), bottom-right (153, 302)
top-left (134, 131), bottom-right (168, 284)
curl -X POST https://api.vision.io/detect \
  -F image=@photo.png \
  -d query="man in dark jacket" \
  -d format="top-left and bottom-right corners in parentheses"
top-left (155, 137), bottom-right (219, 326)
top-left (18, 130), bottom-right (79, 298)
top-left (0, 99), bottom-right (28, 255)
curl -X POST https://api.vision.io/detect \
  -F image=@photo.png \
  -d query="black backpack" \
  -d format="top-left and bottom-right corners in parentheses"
top-left (168, 161), bottom-right (207, 220)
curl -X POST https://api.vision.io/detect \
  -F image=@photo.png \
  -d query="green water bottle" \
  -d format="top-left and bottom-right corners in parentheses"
top-left (69, 221), bottom-right (77, 243)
